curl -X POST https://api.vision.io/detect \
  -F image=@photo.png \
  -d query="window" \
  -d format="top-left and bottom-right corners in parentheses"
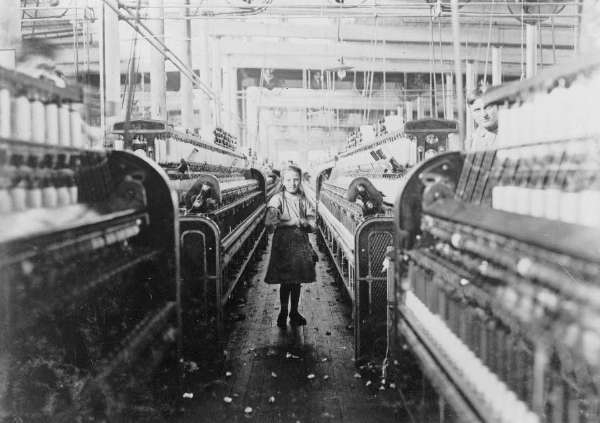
top-left (166, 71), bottom-right (181, 91)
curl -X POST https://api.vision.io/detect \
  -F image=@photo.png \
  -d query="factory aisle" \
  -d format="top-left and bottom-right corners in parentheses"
top-left (177, 234), bottom-right (414, 423)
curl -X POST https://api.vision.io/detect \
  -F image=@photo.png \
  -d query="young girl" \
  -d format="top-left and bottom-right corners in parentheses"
top-left (264, 166), bottom-right (317, 328)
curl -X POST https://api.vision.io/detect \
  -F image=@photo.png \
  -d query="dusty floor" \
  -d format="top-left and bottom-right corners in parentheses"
top-left (173, 234), bottom-right (439, 423)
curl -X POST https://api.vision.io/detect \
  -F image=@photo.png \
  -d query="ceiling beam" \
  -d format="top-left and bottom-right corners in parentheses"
top-left (218, 38), bottom-right (572, 62)
top-left (205, 20), bottom-right (575, 49)
top-left (227, 55), bottom-right (534, 74)
top-left (55, 52), bottom-right (564, 77)
top-left (139, 1), bottom-right (580, 22)
top-left (246, 87), bottom-right (424, 109)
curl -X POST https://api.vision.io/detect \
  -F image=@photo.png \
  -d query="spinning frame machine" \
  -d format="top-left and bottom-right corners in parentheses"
top-left (312, 120), bottom-right (457, 363)
top-left (111, 120), bottom-right (248, 205)
top-left (0, 68), bottom-right (179, 420)
top-left (0, 66), bottom-right (277, 419)
top-left (391, 58), bottom-right (600, 423)
top-left (179, 165), bottom-right (274, 346)
top-left (113, 120), bottom-right (280, 350)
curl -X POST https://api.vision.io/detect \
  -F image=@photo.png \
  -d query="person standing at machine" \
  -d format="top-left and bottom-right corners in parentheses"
top-left (466, 86), bottom-right (498, 151)
top-left (264, 165), bottom-right (317, 328)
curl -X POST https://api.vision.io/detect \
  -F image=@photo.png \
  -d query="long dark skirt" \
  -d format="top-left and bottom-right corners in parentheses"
top-left (265, 227), bottom-right (317, 284)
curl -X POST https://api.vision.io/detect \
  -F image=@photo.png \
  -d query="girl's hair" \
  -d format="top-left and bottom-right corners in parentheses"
top-left (279, 165), bottom-right (305, 198)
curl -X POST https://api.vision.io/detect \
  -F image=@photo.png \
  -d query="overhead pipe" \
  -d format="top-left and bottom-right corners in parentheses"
top-left (99, 0), bottom-right (216, 100)
top-left (181, 0), bottom-right (195, 128)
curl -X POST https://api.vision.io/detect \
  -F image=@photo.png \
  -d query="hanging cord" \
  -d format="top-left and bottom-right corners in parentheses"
top-left (134, 42), bottom-right (141, 99)
top-left (464, 14), bottom-right (469, 64)
top-left (367, 19), bottom-right (377, 122)
top-left (362, 71), bottom-right (366, 120)
top-left (438, 19), bottom-right (446, 119)
top-left (538, 21), bottom-right (544, 71)
top-left (84, 0), bottom-right (91, 86)
top-left (331, 10), bottom-right (341, 123)
top-left (363, 70), bottom-right (369, 120)
top-left (257, 64), bottom-right (270, 158)
top-left (364, 17), bottom-right (378, 122)
top-left (520, 3), bottom-right (525, 80)
top-left (474, 5), bottom-right (488, 83)
top-left (551, 16), bottom-right (557, 64)
top-left (482, 0), bottom-right (495, 86)
top-left (73, 0), bottom-right (80, 81)
top-left (367, 60), bottom-right (375, 121)
top-left (429, 15), bottom-right (435, 117)
top-left (383, 38), bottom-right (386, 117)
top-left (126, 5), bottom-right (141, 113)
top-left (122, 0), bottom-right (142, 150)
top-left (368, 0), bottom-right (378, 124)
top-left (121, 33), bottom-right (139, 109)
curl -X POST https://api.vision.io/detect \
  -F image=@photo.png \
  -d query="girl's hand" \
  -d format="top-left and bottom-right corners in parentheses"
top-left (279, 216), bottom-right (299, 227)
top-left (265, 208), bottom-right (281, 229)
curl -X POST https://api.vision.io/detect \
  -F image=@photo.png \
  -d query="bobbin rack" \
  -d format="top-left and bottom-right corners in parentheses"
top-left (0, 66), bottom-right (180, 421)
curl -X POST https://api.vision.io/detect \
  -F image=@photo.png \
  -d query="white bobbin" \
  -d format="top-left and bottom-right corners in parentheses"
top-left (14, 96), bottom-right (32, 141)
top-left (45, 103), bottom-right (59, 145)
top-left (31, 99), bottom-right (46, 143)
top-left (0, 88), bottom-right (11, 138)
top-left (70, 105), bottom-right (83, 148)
top-left (58, 103), bottom-right (71, 146)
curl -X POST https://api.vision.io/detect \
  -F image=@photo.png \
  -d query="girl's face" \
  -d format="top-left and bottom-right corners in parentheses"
top-left (282, 169), bottom-right (301, 193)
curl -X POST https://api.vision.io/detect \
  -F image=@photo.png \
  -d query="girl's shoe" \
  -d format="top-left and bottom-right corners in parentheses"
top-left (277, 310), bottom-right (288, 328)
top-left (289, 311), bottom-right (307, 326)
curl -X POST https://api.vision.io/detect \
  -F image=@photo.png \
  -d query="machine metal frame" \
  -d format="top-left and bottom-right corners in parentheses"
top-left (179, 168), bottom-right (269, 342)
top-left (315, 170), bottom-right (394, 363)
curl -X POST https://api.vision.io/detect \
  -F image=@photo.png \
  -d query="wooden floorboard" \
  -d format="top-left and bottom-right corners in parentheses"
top-left (176, 234), bottom-right (411, 423)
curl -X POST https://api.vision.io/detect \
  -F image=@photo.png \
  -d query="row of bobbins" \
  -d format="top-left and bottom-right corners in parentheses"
top-left (213, 127), bottom-right (238, 151)
top-left (404, 291), bottom-right (540, 423)
top-left (491, 141), bottom-right (600, 228)
top-left (0, 87), bottom-right (83, 147)
top-left (341, 136), bottom-right (418, 167)
top-left (154, 137), bottom-right (198, 163)
top-left (114, 136), bottom-right (199, 164)
top-left (0, 149), bottom-right (80, 215)
top-left (496, 70), bottom-right (600, 148)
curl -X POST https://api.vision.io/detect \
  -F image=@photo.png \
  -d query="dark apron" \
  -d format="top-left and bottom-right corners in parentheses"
top-left (264, 226), bottom-right (317, 284)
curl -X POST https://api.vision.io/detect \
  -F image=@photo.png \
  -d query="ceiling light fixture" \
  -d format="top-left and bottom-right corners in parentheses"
top-left (324, 57), bottom-right (353, 78)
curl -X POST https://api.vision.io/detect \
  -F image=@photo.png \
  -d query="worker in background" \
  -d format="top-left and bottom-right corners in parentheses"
top-left (15, 39), bottom-right (67, 87)
top-left (354, 185), bottom-right (377, 216)
top-left (466, 86), bottom-right (498, 151)
top-left (16, 39), bottom-right (105, 149)
top-left (176, 158), bottom-right (189, 174)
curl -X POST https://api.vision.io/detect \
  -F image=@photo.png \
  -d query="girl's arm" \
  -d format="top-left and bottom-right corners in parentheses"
top-left (300, 200), bottom-right (317, 232)
top-left (265, 207), bottom-right (281, 232)
top-left (278, 215), bottom-right (300, 227)
top-left (266, 194), bottom-right (299, 229)
top-left (301, 216), bottom-right (316, 232)
top-left (265, 195), bottom-right (282, 232)
top-left (266, 207), bottom-right (300, 230)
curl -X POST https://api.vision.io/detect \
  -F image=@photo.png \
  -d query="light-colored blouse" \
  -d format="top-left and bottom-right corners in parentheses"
top-left (267, 191), bottom-right (315, 221)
